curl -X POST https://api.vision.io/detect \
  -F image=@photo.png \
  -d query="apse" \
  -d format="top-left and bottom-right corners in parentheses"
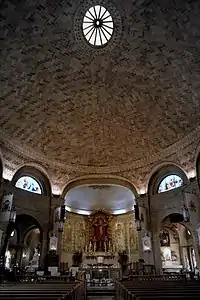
top-left (64, 184), bottom-right (136, 215)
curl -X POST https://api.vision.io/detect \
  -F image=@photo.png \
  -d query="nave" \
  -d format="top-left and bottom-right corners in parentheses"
top-left (87, 297), bottom-right (113, 300)
top-left (0, 274), bottom-right (200, 300)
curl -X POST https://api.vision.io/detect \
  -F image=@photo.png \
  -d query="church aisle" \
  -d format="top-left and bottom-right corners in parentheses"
top-left (87, 297), bottom-right (114, 300)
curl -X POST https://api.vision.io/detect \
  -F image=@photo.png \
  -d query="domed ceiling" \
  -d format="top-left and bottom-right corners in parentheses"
top-left (0, 0), bottom-right (200, 185)
top-left (64, 184), bottom-right (135, 215)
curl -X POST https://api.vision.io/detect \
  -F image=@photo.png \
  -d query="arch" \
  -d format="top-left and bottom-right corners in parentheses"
top-left (6, 222), bottom-right (20, 245)
top-left (158, 213), bottom-right (198, 272)
top-left (147, 163), bottom-right (189, 196)
top-left (11, 165), bottom-right (51, 196)
top-left (159, 213), bottom-right (195, 236)
top-left (61, 174), bottom-right (139, 199)
top-left (15, 214), bottom-right (43, 243)
top-left (23, 227), bottom-right (42, 247)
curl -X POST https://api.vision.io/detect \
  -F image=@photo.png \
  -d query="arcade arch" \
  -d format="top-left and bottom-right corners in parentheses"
top-left (11, 166), bottom-right (51, 197)
top-left (148, 164), bottom-right (189, 196)
top-left (159, 214), bottom-right (197, 273)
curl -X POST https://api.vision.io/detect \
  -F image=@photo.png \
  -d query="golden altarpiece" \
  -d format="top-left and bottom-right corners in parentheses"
top-left (61, 210), bottom-right (139, 268)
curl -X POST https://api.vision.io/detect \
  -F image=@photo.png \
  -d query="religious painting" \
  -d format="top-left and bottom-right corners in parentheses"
top-left (49, 233), bottom-right (58, 251)
top-left (159, 230), bottom-right (170, 247)
top-left (54, 207), bottom-right (61, 223)
top-left (0, 194), bottom-right (14, 222)
top-left (88, 211), bottom-right (111, 252)
top-left (1, 194), bottom-right (13, 212)
top-left (142, 233), bottom-right (152, 252)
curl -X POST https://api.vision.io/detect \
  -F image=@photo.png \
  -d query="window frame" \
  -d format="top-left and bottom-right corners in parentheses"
top-left (157, 174), bottom-right (183, 194)
top-left (15, 175), bottom-right (43, 195)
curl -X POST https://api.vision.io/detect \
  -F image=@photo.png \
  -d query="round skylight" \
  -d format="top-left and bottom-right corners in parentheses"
top-left (82, 5), bottom-right (114, 46)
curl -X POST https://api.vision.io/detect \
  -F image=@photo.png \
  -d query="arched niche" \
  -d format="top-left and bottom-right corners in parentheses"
top-left (14, 214), bottom-right (42, 269)
top-left (61, 176), bottom-right (138, 215)
top-left (0, 222), bottom-right (20, 268)
top-left (11, 166), bottom-right (51, 196)
top-left (159, 214), bottom-right (197, 272)
top-left (62, 176), bottom-right (138, 198)
top-left (15, 214), bottom-right (43, 243)
top-left (147, 164), bottom-right (188, 196)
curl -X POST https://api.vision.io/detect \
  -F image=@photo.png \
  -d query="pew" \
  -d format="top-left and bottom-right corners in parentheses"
top-left (0, 281), bottom-right (86, 300)
top-left (115, 275), bottom-right (200, 300)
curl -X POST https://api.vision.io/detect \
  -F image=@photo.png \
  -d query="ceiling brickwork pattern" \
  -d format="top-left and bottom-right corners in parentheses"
top-left (1, 0), bottom-right (200, 191)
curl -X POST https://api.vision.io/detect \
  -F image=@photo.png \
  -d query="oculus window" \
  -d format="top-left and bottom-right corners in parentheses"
top-left (158, 175), bottom-right (183, 193)
top-left (82, 5), bottom-right (114, 46)
top-left (15, 176), bottom-right (42, 194)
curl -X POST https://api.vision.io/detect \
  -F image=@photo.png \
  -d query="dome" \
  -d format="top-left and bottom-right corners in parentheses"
top-left (1, 0), bottom-right (200, 189)
top-left (64, 184), bottom-right (136, 215)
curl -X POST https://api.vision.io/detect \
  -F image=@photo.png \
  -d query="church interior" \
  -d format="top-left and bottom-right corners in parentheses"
top-left (1, 0), bottom-right (200, 299)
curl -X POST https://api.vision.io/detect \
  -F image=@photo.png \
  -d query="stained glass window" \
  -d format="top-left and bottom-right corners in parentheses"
top-left (158, 174), bottom-right (183, 193)
top-left (82, 5), bottom-right (114, 46)
top-left (15, 176), bottom-right (42, 194)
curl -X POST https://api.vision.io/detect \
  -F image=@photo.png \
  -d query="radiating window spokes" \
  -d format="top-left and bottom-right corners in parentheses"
top-left (82, 5), bottom-right (114, 46)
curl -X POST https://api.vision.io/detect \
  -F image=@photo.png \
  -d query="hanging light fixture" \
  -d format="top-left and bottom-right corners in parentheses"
top-left (57, 221), bottom-right (64, 233)
top-left (134, 204), bottom-right (142, 231)
top-left (182, 190), bottom-right (190, 222)
top-left (60, 204), bottom-right (66, 222)
top-left (182, 204), bottom-right (190, 222)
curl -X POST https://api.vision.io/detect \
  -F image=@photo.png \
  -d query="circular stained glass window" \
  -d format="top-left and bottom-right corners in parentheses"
top-left (82, 5), bottom-right (114, 46)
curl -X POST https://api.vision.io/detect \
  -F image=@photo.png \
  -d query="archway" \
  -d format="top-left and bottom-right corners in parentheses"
top-left (11, 165), bottom-right (51, 196)
top-left (21, 227), bottom-right (41, 270)
top-left (4, 225), bottom-right (20, 270)
top-left (159, 214), bottom-right (197, 273)
top-left (15, 214), bottom-right (42, 270)
top-left (60, 177), bottom-right (139, 268)
top-left (147, 163), bottom-right (188, 196)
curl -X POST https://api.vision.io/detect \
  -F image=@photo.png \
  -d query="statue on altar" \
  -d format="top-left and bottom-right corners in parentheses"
top-left (93, 217), bottom-right (108, 251)
top-left (89, 212), bottom-right (111, 252)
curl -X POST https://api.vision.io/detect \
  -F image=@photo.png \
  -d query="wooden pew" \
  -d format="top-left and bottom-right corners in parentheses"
top-left (0, 281), bottom-right (86, 300)
top-left (115, 275), bottom-right (200, 300)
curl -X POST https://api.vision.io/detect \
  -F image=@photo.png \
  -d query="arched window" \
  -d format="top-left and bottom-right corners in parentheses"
top-left (158, 174), bottom-right (183, 193)
top-left (15, 176), bottom-right (42, 194)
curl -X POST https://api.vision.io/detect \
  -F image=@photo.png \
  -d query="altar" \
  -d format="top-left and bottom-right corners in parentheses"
top-left (60, 209), bottom-right (139, 268)
top-left (82, 264), bottom-right (121, 286)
